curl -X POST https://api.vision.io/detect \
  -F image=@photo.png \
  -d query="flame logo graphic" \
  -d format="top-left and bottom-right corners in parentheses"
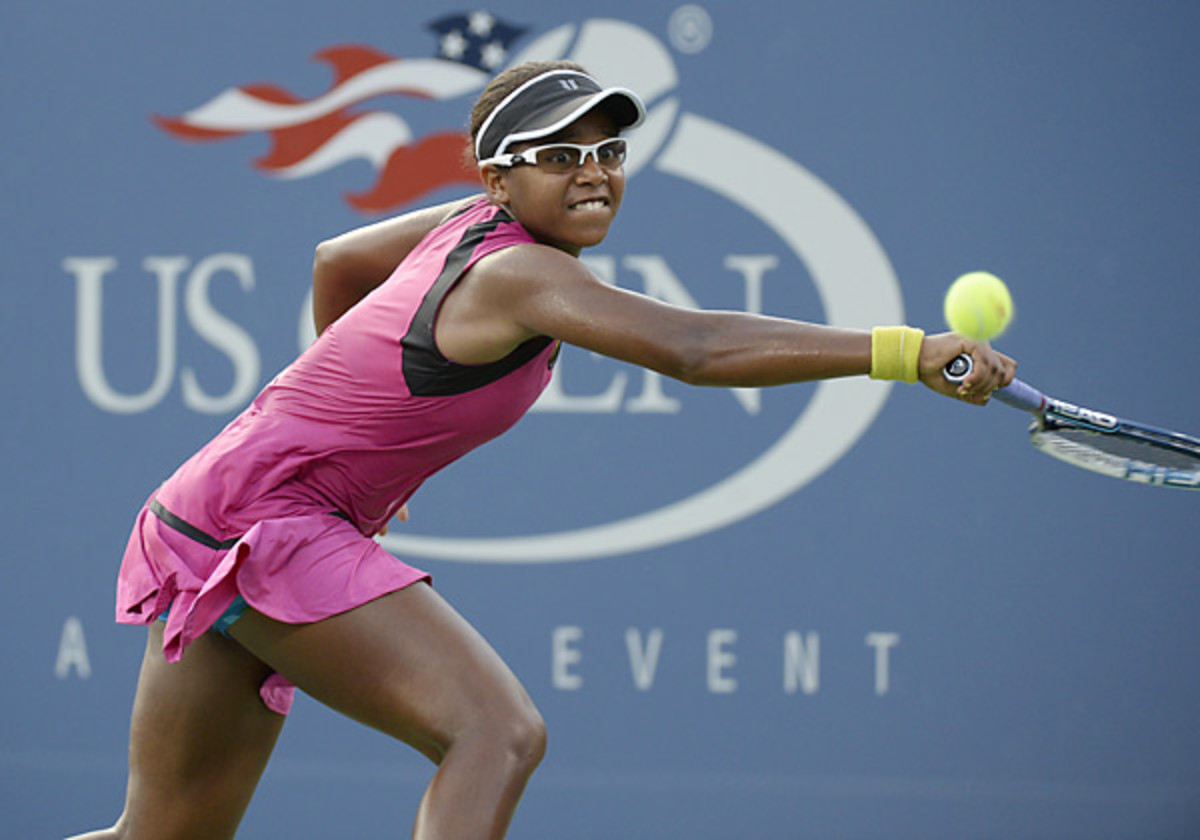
top-left (155, 13), bottom-right (528, 213)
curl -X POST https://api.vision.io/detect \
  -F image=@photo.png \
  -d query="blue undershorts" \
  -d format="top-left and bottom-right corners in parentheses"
top-left (157, 593), bottom-right (250, 639)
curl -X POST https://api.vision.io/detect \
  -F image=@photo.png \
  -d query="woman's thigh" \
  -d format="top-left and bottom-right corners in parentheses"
top-left (228, 582), bottom-right (542, 762)
top-left (119, 624), bottom-right (287, 839)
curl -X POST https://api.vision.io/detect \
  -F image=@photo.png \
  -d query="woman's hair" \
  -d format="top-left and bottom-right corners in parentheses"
top-left (466, 59), bottom-right (589, 164)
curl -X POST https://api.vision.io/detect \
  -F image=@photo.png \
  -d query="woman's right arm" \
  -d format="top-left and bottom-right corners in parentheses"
top-left (312, 196), bottom-right (480, 334)
top-left (447, 242), bottom-right (1016, 403)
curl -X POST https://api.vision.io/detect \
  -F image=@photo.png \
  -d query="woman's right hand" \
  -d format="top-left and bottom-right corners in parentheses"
top-left (917, 332), bottom-right (1016, 405)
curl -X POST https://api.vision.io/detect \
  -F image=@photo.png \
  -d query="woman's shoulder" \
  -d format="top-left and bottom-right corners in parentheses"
top-left (472, 238), bottom-right (582, 277)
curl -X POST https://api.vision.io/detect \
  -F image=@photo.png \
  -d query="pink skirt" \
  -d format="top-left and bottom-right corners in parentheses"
top-left (116, 502), bottom-right (430, 714)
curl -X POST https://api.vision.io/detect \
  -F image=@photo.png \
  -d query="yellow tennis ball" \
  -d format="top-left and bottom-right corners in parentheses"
top-left (943, 271), bottom-right (1013, 341)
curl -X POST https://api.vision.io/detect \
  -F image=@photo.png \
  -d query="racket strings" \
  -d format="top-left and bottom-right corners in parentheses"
top-left (1031, 423), bottom-right (1200, 489)
top-left (1046, 427), bottom-right (1200, 469)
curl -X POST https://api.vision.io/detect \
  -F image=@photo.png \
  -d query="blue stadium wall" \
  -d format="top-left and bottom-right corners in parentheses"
top-left (4, 2), bottom-right (1199, 837)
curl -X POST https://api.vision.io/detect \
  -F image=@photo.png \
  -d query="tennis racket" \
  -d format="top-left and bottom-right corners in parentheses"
top-left (944, 354), bottom-right (1200, 489)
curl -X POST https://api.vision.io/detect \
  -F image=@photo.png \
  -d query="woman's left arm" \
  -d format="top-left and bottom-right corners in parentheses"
top-left (312, 196), bottom-right (479, 334)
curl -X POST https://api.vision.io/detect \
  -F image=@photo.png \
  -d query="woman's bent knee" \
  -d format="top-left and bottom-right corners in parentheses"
top-left (451, 701), bottom-right (547, 775)
top-left (505, 706), bottom-right (547, 771)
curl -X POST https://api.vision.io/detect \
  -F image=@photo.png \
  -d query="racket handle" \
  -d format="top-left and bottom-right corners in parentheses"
top-left (943, 354), bottom-right (1046, 413)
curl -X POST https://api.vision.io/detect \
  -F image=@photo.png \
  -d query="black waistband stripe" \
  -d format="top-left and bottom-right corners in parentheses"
top-left (148, 499), bottom-right (353, 550)
top-left (148, 499), bottom-right (241, 550)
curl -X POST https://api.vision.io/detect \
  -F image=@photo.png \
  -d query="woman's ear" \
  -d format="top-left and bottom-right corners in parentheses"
top-left (481, 165), bottom-right (510, 205)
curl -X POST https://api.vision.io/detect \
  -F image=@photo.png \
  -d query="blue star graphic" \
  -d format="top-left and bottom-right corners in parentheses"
top-left (428, 10), bottom-right (528, 71)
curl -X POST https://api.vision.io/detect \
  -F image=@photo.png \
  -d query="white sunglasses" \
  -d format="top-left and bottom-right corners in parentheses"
top-left (479, 138), bottom-right (628, 174)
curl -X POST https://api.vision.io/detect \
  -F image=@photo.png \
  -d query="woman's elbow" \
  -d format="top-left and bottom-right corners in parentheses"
top-left (312, 237), bottom-right (343, 277)
top-left (660, 341), bottom-right (725, 386)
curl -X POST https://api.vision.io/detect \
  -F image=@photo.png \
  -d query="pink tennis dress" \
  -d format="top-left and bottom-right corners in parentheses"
top-left (116, 198), bottom-right (558, 713)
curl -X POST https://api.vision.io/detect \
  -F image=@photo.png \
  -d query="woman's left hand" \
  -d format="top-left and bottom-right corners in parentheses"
top-left (377, 504), bottom-right (411, 537)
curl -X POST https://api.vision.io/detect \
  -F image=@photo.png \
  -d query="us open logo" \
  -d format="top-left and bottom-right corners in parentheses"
top-left (157, 13), bottom-right (904, 564)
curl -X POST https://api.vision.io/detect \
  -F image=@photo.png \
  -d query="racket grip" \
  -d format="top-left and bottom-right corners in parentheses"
top-left (943, 354), bottom-right (1046, 413)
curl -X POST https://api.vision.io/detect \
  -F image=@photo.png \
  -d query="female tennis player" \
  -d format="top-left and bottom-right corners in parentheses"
top-left (69, 60), bottom-right (1014, 840)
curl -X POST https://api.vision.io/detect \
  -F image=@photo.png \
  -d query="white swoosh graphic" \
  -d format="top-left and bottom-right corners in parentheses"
top-left (180, 59), bottom-right (486, 131)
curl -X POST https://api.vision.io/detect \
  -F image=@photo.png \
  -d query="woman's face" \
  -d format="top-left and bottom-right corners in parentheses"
top-left (483, 109), bottom-right (625, 255)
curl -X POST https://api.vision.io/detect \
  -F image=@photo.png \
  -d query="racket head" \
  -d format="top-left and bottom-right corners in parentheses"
top-left (1030, 409), bottom-right (1200, 489)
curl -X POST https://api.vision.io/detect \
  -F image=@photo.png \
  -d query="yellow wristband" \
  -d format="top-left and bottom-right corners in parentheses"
top-left (870, 326), bottom-right (925, 383)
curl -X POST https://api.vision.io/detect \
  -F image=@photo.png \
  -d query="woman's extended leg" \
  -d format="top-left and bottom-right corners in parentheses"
top-left (66, 624), bottom-right (287, 840)
top-left (228, 582), bottom-right (546, 840)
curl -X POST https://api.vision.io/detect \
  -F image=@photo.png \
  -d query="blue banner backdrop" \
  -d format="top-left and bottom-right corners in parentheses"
top-left (4, 2), bottom-right (1199, 837)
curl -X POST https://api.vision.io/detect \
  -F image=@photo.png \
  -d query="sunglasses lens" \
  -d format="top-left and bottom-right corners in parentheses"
top-left (532, 140), bottom-right (627, 173)
top-left (535, 147), bottom-right (582, 173)
top-left (595, 139), bottom-right (627, 168)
